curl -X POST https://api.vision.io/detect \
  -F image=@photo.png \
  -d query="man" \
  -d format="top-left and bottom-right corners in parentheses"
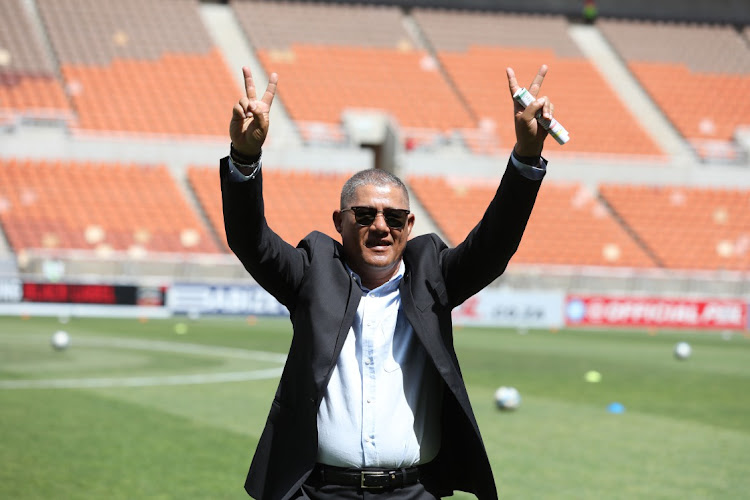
top-left (222, 64), bottom-right (555, 500)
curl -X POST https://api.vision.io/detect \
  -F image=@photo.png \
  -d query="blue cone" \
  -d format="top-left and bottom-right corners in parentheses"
top-left (607, 402), bottom-right (625, 414)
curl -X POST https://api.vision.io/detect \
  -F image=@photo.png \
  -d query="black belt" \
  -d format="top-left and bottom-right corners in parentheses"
top-left (312, 463), bottom-right (421, 490)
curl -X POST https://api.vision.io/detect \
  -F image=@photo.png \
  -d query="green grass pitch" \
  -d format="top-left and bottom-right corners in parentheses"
top-left (1, 314), bottom-right (749, 499)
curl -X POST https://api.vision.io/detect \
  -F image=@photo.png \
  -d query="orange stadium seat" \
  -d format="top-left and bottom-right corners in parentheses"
top-left (409, 175), bottom-right (656, 268)
top-left (0, 158), bottom-right (220, 254)
top-left (36, 0), bottom-right (238, 138)
top-left (600, 184), bottom-right (750, 271)
top-left (232, 1), bottom-right (476, 147)
top-left (628, 63), bottom-right (750, 159)
top-left (598, 18), bottom-right (750, 161)
top-left (0, 0), bottom-right (71, 122)
top-left (256, 45), bottom-right (475, 139)
top-left (413, 9), bottom-right (665, 159)
top-left (188, 165), bottom-right (348, 249)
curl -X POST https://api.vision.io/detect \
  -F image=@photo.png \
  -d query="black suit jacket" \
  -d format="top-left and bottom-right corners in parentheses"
top-left (220, 157), bottom-right (543, 500)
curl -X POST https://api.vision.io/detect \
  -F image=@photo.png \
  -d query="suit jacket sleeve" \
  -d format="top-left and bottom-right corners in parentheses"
top-left (220, 157), bottom-right (310, 309)
top-left (441, 156), bottom-right (543, 308)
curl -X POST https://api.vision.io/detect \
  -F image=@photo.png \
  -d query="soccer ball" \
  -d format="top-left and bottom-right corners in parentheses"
top-left (494, 386), bottom-right (521, 411)
top-left (673, 341), bottom-right (691, 360)
top-left (51, 330), bottom-right (71, 351)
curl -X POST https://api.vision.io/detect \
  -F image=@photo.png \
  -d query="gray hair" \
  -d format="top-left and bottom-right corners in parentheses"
top-left (340, 169), bottom-right (409, 209)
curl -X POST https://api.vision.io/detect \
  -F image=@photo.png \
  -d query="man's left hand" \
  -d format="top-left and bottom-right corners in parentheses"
top-left (506, 65), bottom-right (554, 158)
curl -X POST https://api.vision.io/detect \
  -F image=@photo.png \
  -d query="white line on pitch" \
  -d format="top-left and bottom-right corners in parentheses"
top-left (0, 335), bottom-right (287, 389)
top-left (0, 368), bottom-right (284, 389)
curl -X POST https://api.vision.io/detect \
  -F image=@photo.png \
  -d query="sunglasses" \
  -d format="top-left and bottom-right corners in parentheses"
top-left (341, 206), bottom-right (410, 229)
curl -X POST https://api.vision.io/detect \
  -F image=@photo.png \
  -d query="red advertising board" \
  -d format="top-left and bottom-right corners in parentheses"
top-left (566, 295), bottom-right (747, 330)
top-left (22, 283), bottom-right (165, 306)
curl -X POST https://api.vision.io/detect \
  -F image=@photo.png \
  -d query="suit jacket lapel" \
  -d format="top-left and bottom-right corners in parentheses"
top-left (400, 263), bottom-right (479, 425)
top-left (314, 248), bottom-right (362, 399)
top-left (400, 271), bottom-right (459, 389)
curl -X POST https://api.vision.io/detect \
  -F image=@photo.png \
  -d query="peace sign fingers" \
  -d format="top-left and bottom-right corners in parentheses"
top-left (527, 64), bottom-right (548, 97)
top-left (230, 66), bottom-right (279, 157)
top-left (506, 65), bottom-right (548, 98)
top-left (261, 72), bottom-right (278, 107)
top-left (243, 66), bottom-right (257, 100)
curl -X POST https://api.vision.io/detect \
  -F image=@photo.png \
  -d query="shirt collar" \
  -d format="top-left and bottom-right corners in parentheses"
top-left (347, 260), bottom-right (405, 293)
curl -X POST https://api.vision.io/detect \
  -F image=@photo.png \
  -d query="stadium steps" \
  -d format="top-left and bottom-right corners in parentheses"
top-left (20, 0), bottom-right (61, 76)
top-left (595, 193), bottom-right (664, 268)
top-left (404, 184), bottom-right (446, 241)
top-left (567, 24), bottom-right (697, 165)
top-left (167, 163), bottom-right (227, 254)
top-left (400, 12), bottom-right (476, 156)
top-left (199, 2), bottom-right (302, 151)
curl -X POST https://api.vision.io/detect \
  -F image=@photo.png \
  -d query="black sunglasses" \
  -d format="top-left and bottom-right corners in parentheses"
top-left (341, 206), bottom-right (410, 229)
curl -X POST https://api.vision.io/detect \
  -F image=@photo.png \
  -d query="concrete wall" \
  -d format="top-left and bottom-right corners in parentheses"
top-left (297, 0), bottom-right (750, 24)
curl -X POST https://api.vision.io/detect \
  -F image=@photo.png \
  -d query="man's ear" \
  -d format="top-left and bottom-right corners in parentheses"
top-left (405, 213), bottom-right (415, 238)
top-left (332, 210), bottom-right (343, 234)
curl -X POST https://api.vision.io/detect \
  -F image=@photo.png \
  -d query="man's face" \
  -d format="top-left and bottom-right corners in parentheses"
top-left (333, 183), bottom-right (415, 288)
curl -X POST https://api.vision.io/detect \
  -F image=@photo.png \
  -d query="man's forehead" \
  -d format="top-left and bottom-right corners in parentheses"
top-left (352, 183), bottom-right (408, 206)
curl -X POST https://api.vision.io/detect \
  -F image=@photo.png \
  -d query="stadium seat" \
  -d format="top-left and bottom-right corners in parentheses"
top-left (600, 184), bottom-right (750, 271)
top-left (188, 165), bottom-right (347, 248)
top-left (412, 9), bottom-right (665, 158)
top-left (409, 175), bottom-right (656, 268)
top-left (36, 0), bottom-right (238, 138)
top-left (1, 0), bottom-right (747, 281)
top-left (598, 18), bottom-right (750, 161)
top-left (0, 158), bottom-right (220, 254)
top-left (0, 0), bottom-right (71, 123)
top-left (232, 1), bottom-right (476, 148)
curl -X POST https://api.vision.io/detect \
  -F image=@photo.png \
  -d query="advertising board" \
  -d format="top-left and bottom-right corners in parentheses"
top-left (565, 295), bottom-right (747, 330)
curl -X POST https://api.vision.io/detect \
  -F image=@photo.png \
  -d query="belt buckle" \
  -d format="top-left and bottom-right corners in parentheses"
top-left (360, 470), bottom-right (394, 490)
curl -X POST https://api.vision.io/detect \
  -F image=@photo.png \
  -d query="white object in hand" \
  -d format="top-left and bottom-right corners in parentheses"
top-left (513, 87), bottom-right (570, 145)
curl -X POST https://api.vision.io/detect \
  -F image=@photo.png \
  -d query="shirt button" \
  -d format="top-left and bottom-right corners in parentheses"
top-left (367, 399), bottom-right (372, 403)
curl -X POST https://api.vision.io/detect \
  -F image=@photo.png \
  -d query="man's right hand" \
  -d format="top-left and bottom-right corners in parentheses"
top-left (229, 66), bottom-right (278, 157)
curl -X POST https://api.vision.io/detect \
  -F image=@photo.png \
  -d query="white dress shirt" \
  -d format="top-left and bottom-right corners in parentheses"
top-left (316, 261), bottom-right (443, 468)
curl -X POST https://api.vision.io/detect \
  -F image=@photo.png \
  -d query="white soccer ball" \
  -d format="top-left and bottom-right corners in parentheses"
top-left (494, 386), bottom-right (521, 411)
top-left (673, 341), bottom-right (691, 360)
top-left (51, 330), bottom-right (71, 351)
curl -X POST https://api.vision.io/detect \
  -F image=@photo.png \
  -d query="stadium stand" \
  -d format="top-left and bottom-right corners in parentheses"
top-left (231, 0), bottom-right (476, 148)
top-left (189, 165), bottom-right (347, 248)
top-left (598, 18), bottom-right (750, 162)
top-left (409, 175), bottom-right (656, 268)
top-left (0, 1), bottom-right (747, 292)
top-left (35, 0), bottom-right (238, 138)
top-left (600, 184), bottom-right (750, 271)
top-left (412, 9), bottom-right (665, 158)
top-left (0, 0), bottom-right (71, 124)
top-left (0, 158), bottom-right (220, 255)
